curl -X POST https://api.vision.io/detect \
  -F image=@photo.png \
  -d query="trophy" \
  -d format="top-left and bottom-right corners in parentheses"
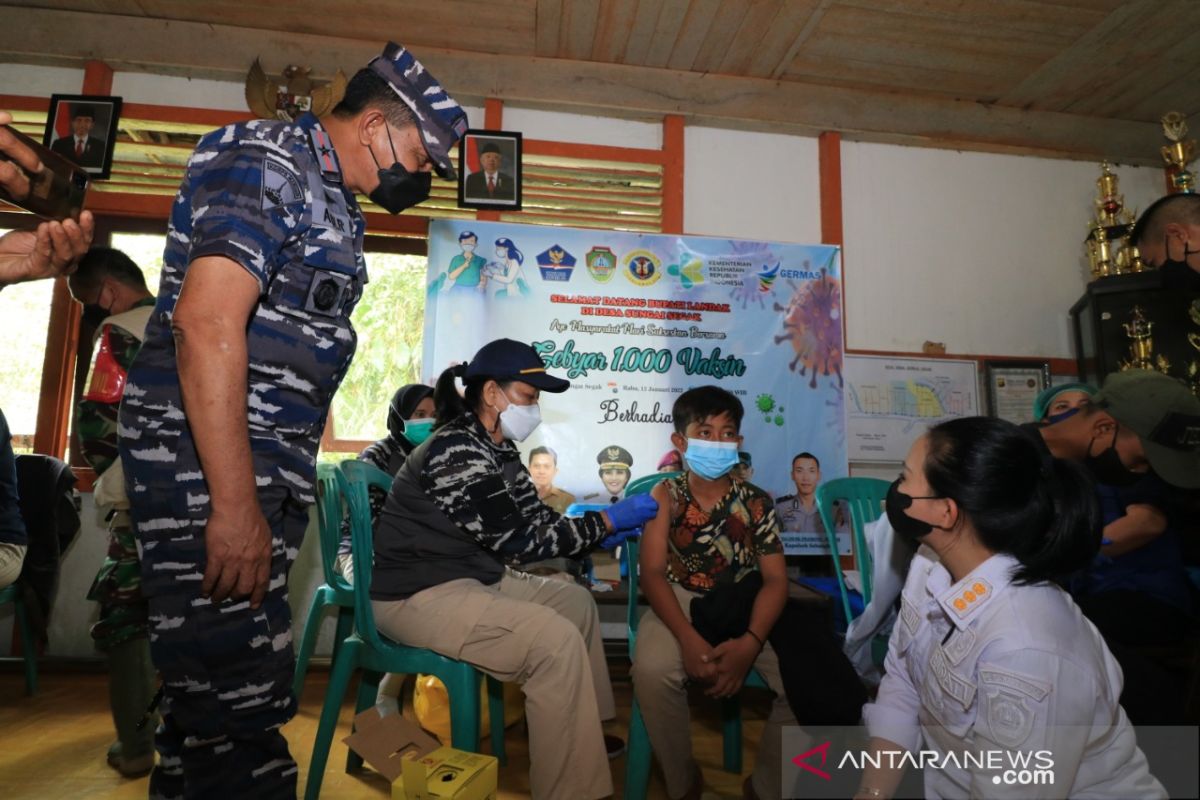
top-left (1084, 162), bottom-right (1139, 280)
top-left (1161, 111), bottom-right (1197, 194)
top-left (1119, 305), bottom-right (1170, 374)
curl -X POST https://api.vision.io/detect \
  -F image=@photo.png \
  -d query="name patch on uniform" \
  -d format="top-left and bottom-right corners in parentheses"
top-left (262, 160), bottom-right (304, 210)
top-left (929, 647), bottom-right (975, 709)
top-left (313, 185), bottom-right (352, 235)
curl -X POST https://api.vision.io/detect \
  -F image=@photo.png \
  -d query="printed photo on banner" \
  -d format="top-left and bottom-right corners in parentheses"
top-left (457, 129), bottom-right (522, 210)
top-left (43, 93), bottom-right (122, 179)
top-left (423, 219), bottom-right (849, 556)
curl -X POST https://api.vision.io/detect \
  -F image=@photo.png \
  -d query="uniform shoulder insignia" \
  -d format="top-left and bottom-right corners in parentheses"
top-left (261, 159), bottom-right (304, 210)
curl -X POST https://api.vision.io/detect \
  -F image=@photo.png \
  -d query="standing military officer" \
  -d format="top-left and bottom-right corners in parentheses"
top-left (118, 43), bottom-right (466, 799)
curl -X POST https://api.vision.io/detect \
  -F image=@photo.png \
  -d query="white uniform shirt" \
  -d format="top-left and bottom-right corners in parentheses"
top-left (863, 548), bottom-right (1165, 799)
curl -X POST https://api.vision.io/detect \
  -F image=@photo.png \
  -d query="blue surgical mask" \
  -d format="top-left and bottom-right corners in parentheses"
top-left (402, 418), bottom-right (435, 446)
top-left (683, 439), bottom-right (740, 480)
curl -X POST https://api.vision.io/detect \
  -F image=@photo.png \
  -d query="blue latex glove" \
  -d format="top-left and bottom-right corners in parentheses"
top-left (604, 494), bottom-right (658, 532)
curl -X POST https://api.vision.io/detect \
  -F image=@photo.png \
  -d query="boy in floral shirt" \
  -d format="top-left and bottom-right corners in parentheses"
top-left (632, 385), bottom-right (790, 800)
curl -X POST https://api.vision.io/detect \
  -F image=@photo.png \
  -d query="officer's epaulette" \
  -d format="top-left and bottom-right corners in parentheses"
top-left (308, 127), bottom-right (342, 183)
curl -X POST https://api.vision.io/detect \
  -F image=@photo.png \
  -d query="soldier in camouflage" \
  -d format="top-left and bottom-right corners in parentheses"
top-left (370, 338), bottom-right (660, 799)
top-left (117, 43), bottom-right (467, 799)
top-left (68, 247), bottom-right (157, 777)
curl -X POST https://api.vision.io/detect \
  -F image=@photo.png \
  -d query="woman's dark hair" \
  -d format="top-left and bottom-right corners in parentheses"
top-left (432, 365), bottom-right (513, 429)
top-left (923, 416), bottom-right (1099, 584)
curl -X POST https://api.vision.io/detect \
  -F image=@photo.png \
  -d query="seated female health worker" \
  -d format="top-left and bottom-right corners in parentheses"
top-left (370, 338), bottom-right (657, 800)
top-left (857, 417), bottom-right (1164, 800)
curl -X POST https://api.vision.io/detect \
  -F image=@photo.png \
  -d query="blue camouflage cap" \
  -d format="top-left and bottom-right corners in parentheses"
top-left (369, 42), bottom-right (468, 181)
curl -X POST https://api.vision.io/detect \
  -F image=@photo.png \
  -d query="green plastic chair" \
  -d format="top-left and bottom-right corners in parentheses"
top-left (622, 472), bottom-right (767, 800)
top-left (814, 477), bottom-right (890, 627)
top-left (304, 460), bottom-right (505, 800)
top-left (292, 462), bottom-right (356, 697)
top-left (0, 581), bottom-right (36, 695)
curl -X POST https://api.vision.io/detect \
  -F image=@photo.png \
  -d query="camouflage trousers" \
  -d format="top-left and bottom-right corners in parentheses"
top-left (87, 514), bottom-right (149, 650)
top-left (133, 487), bottom-right (309, 800)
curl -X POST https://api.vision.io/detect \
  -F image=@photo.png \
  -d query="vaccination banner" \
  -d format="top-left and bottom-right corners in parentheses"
top-left (423, 220), bottom-right (847, 554)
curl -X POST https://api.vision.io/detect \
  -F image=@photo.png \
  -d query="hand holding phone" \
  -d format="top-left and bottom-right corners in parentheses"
top-left (0, 114), bottom-right (89, 221)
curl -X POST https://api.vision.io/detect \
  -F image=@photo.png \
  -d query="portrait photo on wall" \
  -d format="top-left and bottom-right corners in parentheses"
top-left (458, 129), bottom-right (522, 211)
top-left (43, 94), bottom-right (122, 180)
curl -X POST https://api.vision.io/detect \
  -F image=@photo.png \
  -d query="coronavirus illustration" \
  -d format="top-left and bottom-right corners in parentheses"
top-left (775, 268), bottom-right (843, 389)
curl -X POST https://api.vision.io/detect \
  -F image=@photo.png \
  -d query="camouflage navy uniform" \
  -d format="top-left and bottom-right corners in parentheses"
top-left (119, 111), bottom-right (365, 799)
top-left (78, 298), bottom-right (155, 649)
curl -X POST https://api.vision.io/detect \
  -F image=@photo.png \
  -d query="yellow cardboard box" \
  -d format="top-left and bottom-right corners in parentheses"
top-left (342, 707), bottom-right (498, 800)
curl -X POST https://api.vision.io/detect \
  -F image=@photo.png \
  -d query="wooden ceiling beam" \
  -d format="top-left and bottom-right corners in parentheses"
top-left (0, 5), bottom-right (1164, 165)
top-left (765, 0), bottom-right (834, 80)
top-left (999, 3), bottom-right (1194, 111)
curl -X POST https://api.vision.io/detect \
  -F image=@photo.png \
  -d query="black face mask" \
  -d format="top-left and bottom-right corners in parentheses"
top-left (885, 478), bottom-right (945, 543)
top-left (367, 123), bottom-right (431, 214)
top-left (1156, 231), bottom-right (1195, 272)
top-left (81, 285), bottom-right (112, 328)
top-left (1084, 425), bottom-right (1141, 487)
top-left (81, 302), bottom-right (109, 328)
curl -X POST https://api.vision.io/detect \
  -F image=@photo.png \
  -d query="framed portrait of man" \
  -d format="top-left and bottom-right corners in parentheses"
top-left (43, 94), bottom-right (122, 180)
top-left (458, 129), bottom-right (522, 211)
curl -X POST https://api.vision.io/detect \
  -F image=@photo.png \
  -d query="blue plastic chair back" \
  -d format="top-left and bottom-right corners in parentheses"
top-left (814, 477), bottom-right (889, 624)
top-left (337, 460), bottom-right (397, 653)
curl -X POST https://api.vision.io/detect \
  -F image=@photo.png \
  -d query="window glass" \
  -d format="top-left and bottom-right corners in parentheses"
top-left (0, 229), bottom-right (52, 452)
top-left (109, 232), bottom-right (166, 296)
top-left (328, 251), bottom-right (428, 444)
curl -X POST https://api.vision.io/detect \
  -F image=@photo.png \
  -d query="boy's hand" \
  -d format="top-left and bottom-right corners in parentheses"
top-left (705, 634), bottom-right (760, 698)
top-left (680, 631), bottom-right (717, 685)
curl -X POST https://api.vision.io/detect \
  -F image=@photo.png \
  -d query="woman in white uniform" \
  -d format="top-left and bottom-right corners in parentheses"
top-left (855, 416), bottom-right (1165, 800)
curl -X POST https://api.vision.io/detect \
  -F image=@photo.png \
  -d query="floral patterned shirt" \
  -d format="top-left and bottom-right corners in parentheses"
top-left (664, 472), bottom-right (783, 594)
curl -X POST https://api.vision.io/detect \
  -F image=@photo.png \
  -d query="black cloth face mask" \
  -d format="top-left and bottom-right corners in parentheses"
top-left (81, 302), bottom-right (109, 328)
top-left (1159, 233), bottom-right (1200, 288)
top-left (81, 285), bottom-right (112, 328)
top-left (1084, 425), bottom-right (1142, 487)
top-left (367, 123), bottom-right (432, 214)
top-left (885, 478), bottom-right (945, 543)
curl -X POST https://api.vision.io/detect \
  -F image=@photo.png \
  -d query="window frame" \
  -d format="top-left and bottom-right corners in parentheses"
top-left (2, 90), bottom-right (682, 478)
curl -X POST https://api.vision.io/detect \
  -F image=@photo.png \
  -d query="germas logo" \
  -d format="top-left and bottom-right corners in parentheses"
top-left (756, 262), bottom-right (780, 293)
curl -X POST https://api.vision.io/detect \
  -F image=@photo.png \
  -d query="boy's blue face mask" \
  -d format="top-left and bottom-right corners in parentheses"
top-left (402, 418), bottom-right (435, 446)
top-left (683, 439), bottom-right (740, 480)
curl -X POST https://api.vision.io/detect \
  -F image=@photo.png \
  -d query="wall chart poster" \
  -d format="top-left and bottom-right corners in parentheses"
top-left (843, 354), bottom-right (980, 464)
top-left (423, 219), bottom-right (847, 554)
